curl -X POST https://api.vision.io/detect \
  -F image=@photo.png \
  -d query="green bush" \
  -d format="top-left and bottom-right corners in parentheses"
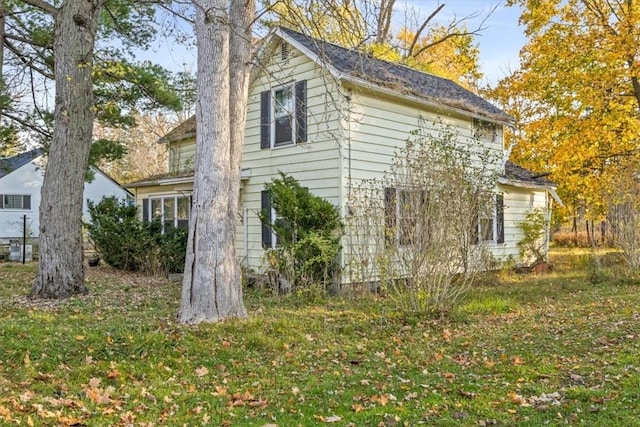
top-left (86, 197), bottom-right (187, 275)
top-left (261, 173), bottom-right (343, 292)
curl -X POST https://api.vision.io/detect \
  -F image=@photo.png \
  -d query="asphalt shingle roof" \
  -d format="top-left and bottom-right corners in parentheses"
top-left (0, 148), bottom-right (44, 179)
top-left (279, 27), bottom-right (513, 124)
top-left (504, 161), bottom-right (554, 186)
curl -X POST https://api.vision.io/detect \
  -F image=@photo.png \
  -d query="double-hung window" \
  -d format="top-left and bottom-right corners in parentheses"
top-left (473, 193), bottom-right (504, 244)
top-left (273, 86), bottom-right (294, 146)
top-left (143, 195), bottom-right (191, 233)
top-left (384, 187), bottom-right (429, 247)
top-left (0, 194), bottom-right (31, 210)
top-left (260, 80), bottom-right (307, 149)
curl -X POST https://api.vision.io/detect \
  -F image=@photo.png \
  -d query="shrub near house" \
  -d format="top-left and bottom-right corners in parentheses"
top-left (86, 197), bottom-right (186, 275)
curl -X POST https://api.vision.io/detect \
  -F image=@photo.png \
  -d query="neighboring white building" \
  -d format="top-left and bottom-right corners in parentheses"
top-left (127, 27), bottom-right (561, 281)
top-left (0, 149), bottom-right (133, 243)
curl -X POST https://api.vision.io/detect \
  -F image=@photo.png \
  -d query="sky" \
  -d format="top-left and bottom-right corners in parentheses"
top-left (141, 1), bottom-right (527, 87)
top-left (402, 0), bottom-right (526, 85)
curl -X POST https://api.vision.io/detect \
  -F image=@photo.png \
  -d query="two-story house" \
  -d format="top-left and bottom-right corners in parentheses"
top-left (126, 27), bottom-right (560, 280)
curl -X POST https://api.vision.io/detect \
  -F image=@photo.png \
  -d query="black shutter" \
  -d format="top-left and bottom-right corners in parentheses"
top-left (23, 195), bottom-right (31, 210)
top-left (496, 193), bottom-right (505, 244)
top-left (384, 187), bottom-right (396, 247)
top-left (260, 90), bottom-right (271, 149)
top-left (142, 198), bottom-right (149, 222)
top-left (295, 80), bottom-right (307, 143)
top-left (261, 190), bottom-right (272, 248)
top-left (0, 195), bottom-right (4, 209)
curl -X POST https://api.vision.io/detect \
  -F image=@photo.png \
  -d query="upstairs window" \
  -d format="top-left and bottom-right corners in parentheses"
top-left (261, 80), bottom-right (307, 149)
top-left (274, 85), bottom-right (294, 146)
top-left (473, 118), bottom-right (497, 142)
top-left (0, 194), bottom-right (31, 210)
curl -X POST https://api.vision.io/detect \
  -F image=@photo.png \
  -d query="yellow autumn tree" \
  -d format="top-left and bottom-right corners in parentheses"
top-left (491, 0), bottom-right (640, 220)
top-left (398, 24), bottom-right (482, 90)
top-left (261, 1), bottom-right (485, 88)
top-left (261, 0), bottom-right (367, 49)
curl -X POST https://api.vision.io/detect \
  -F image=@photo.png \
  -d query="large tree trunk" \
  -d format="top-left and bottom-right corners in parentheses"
top-left (178, 0), bottom-right (251, 323)
top-left (31, 0), bottom-right (103, 299)
top-left (227, 0), bottom-right (254, 291)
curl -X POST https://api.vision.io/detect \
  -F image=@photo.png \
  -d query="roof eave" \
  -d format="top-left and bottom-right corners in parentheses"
top-left (341, 74), bottom-right (514, 126)
top-left (126, 175), bottom-right (195, 189)
top-left (275, 28), bottom-right (514, 127)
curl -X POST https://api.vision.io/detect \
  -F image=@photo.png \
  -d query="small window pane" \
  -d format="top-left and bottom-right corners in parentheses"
top-left (273, 86), bottom-right (294, 146)
top-left (480, 217), bottom-right (494, 241)
top-left (151, 199), bottom-right (162, 221)
top-left (274, 87), bottom-right (293, 117)
top-left (164, 198), bottom-right (175, 229)
top-left (177, 197), bottom-right (189, 220)
top-left (275, 116), bottom-right (293, 145)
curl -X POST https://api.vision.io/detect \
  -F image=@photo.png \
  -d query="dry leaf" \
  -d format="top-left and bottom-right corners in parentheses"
top-left (195, 366), bottom-right (209, 377)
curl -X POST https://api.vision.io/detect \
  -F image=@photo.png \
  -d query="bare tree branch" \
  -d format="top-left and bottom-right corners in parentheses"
top-left (406, 3), bottom-right (444, 57)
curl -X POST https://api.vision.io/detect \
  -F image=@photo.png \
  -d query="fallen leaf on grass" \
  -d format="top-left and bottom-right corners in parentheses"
top-left (195, 366), bottom-right (209, 377)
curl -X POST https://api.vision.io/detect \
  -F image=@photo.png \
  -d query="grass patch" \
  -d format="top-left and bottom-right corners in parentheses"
top-left (1, 251), bottom-right (640, 425)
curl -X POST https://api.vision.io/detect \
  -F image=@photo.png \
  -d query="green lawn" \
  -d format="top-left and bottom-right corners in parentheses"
top-left (1, 250), bottom-right (639, 426)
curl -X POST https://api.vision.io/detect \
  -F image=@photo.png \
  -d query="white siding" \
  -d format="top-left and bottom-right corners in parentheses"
top-left (239, 41), bottom-right (345, 271)
top-left (0, 157), bottom-right (132, 241)
top-left (497, 184), bottom-right (550, 261)
top-left (169, 139), bottom-right (196, 173)
top-left (82, 169), bottom-right (134, 223)
top-left (0, 158), bottom-right (43, 240)
top-left (339, 86), bottom-right (508, 277)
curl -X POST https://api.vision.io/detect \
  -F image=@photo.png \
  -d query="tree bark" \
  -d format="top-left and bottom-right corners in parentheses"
top-left (30, 0), bottom-right (103, 299)
top-left (227, 0), bottom-right (254, 286)
top-left (0, 2), bottom-right (5, 78)
top-left (178, 0), bottom-right (251, 323)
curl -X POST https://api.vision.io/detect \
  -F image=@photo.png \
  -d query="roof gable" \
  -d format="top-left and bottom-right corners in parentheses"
top-left (159, 116), bottom-right (196, 144)
top-left (276, 27), bottom-right (513, 125)
top-left (0, 148), bottom-right (44, 179)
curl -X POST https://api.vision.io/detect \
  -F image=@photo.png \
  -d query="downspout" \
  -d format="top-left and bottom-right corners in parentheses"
top-left (345, 90), bottom-right (353, 284)
top-left (545, 190), bottom-right (553, 261)
top-left (346, 90), bottom-right (353, 202)
top-left (244, 207), bottom-right (249, 270)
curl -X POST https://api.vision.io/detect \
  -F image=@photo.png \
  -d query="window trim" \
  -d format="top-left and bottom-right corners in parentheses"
top-left (474, 193), bottom-right (504, 244)
top-left (260, 80), bottom-right (307, 149)
top-left (272, 83), bottom-right (296, 148)
top-left (0, 194), bottom-right (32, 210)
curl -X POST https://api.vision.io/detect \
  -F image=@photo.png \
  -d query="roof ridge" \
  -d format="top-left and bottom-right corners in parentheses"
top-left (278, 26), bottom-right (454, 84)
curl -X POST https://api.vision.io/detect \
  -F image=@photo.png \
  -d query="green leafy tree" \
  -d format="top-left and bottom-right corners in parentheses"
top-left (1, 0), bottom-right (181, 299)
